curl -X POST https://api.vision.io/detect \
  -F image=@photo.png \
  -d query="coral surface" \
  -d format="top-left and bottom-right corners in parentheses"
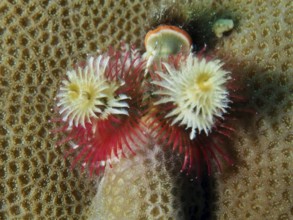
top-left (211, 1), bottom-right (292, 219)
top-left (87, 136), bottom-right (214, 220)
top-left (0, 0), bottom-right (154, 219)
top-left (0, 0), bottom-right (292, 219)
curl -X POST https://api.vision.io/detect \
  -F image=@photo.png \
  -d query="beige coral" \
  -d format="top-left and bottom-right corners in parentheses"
top-left (0, 0), bottom-right (155, 219)
top-left (211, 1), bottom-right (293, 219)
top-left (87, 136), bottom-right (210, 220)
top-left (0, 0), bottom-right (292, 219)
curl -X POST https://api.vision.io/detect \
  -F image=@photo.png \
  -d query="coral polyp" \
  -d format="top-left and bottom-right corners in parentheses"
top-left (152, 53), bottom-right (231, 140)
top-left (53, 45), bottom-right (146, 174)
top-left (148, 52), bottom-right (237, 176)
top-left (57, 56), bottom-right (129, 128)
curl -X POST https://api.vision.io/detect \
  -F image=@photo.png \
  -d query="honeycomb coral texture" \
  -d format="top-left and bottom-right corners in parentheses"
top-left (211, 0), bottom-right (293, 219)
top-left (0, 0), bottom-right (154, 219)
top-left (0, 0), bottom-right (292, 219)
top-left (88, 142), bottom-right (214, 220)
